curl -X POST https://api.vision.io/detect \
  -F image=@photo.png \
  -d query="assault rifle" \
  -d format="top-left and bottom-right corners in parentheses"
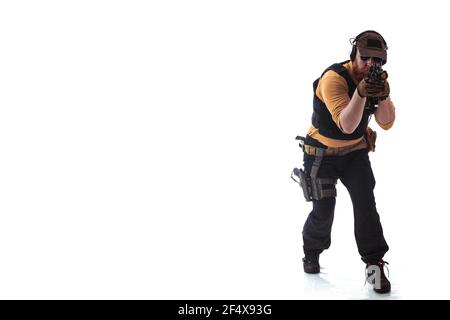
top-left (365, 62), bottom-right (388, 112)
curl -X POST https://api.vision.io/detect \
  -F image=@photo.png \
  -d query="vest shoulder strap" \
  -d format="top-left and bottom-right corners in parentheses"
top-left (320, 61), bottom-right (355, 91)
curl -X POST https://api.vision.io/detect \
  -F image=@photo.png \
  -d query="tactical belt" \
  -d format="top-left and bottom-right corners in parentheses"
top-left (303, 137), bottom-right (368, 157)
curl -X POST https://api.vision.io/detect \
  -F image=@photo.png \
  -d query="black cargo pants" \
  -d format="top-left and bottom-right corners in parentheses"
top-left (302, 148), bottom-right (389, 263)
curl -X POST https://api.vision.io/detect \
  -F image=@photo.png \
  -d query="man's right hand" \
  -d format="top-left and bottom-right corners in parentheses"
top-left (357, 77), bottom-right (390, 98)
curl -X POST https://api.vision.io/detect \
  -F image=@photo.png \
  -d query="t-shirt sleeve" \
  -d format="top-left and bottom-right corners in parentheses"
top-left (316, 70), bottom-right (350, 132)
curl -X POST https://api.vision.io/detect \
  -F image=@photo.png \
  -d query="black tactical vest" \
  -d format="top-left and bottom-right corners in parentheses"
top-left (311, 61), bottom-right (374, 140)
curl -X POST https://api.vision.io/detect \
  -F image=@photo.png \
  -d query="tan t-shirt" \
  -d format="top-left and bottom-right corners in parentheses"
top-left (307, 61), bottom-right (395, 148)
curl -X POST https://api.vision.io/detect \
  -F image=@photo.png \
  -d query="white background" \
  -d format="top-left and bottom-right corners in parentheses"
top-left (0, 0), bottom-right (448, 299)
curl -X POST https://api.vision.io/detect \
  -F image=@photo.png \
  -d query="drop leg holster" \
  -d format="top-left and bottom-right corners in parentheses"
top-left (291, 136), bottom-right (337, 202)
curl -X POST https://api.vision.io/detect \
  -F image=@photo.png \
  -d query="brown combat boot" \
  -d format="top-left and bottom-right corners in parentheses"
top-left (302, 256), bottom-right (320, 274)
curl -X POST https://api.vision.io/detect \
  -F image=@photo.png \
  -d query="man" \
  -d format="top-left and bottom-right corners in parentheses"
top-left (292, 30), bottom-right (395, 294)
